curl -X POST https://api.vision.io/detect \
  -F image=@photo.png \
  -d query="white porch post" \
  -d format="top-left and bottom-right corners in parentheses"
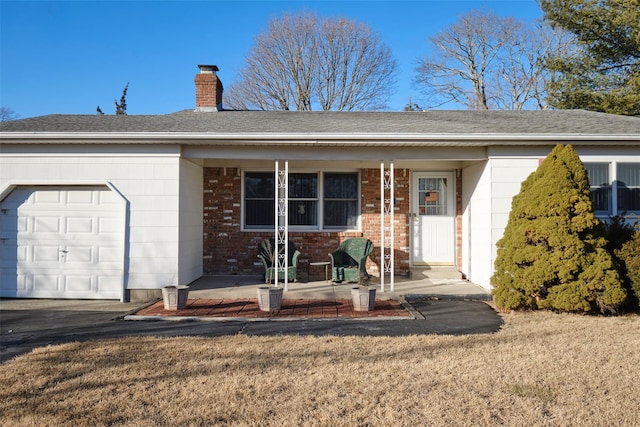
top-left (380, 161), bottom-right (395, 292)
top-left (380, 162), bottom-right (384, 291)
top-left (274, 160), bottom-right (289, 290)
top-left (390, 161), bottom-right (395, 292)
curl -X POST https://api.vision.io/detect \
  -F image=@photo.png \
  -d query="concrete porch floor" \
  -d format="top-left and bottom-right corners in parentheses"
top-left (186, 268), bottom-right (491, 301)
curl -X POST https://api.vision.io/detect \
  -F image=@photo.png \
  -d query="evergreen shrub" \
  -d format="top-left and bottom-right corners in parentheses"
top-left (605, 216), bottom-right (639, 312)
top-left (615, 230), bottom-right (640, 312)
top-left (491, 144), bottom-right (627, 314)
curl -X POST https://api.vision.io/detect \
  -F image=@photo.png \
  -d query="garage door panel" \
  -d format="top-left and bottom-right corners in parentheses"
top-left (33, 245), bottom-right (61, 262)
top-left (33, 274), bottom-right (61, 291)
top-left (33, 190), bottom-right (62, 204)
top-left (34, 216), bottom-right (61, 233)
top-left (65, 275), bottom-right (93, 292)
top-left (65, 246), bottom-right (93, 263)
top-left (0, 186), bottom-right (124, 300)
top-left (66, 217), bottom-right (94, 234)
top-left (66, 189), bottom-right (94, 204)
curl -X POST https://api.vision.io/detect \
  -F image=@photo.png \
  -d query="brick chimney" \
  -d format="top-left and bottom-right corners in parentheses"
top-left (195, 64), bottom-right (223, 112)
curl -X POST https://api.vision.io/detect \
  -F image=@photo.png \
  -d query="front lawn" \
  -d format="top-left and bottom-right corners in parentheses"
top-left (1, 311), bottom-right (638, 426)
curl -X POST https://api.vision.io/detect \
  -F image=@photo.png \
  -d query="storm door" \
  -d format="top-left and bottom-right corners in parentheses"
top-left (411, 172), bottom-right (455, 265)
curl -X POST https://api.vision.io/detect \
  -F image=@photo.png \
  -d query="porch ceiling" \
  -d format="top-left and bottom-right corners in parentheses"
top-left (200, 159), bottom-right (473, 169)
top-left (184, 144), bottom-right (489, 163)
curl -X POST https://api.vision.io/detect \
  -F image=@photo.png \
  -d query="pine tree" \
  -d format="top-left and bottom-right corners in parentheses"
top-left (491, 144), bottom-right (627, 314)
top-left (540, 0), bottom-right (640, 115)
top-left (115, 83), bottom-right (129, 115)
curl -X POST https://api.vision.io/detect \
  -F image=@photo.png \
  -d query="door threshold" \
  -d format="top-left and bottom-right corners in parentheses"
top-left (409, 267), bottom-right (463, 280)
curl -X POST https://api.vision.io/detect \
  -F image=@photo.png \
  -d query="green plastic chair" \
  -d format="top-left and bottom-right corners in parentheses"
top-left (328, 238), bottom-right (374, 283)
top-left (257, 238), bottom-right (301, 284)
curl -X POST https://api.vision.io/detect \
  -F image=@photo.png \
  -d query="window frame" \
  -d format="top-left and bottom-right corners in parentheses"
top-left (584, 162), bottom-right (612, 214)
top-left (616, 162), bottom-right (640, 213)
top-left (242, 169), bottom-right (361, 231)
top-left (584, 161), bottom-right (640, 216)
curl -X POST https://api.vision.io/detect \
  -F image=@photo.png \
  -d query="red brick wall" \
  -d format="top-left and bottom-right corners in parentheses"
top-left (360, 168), bottom-right (411, 275)
top-left (195, 72), bottom-right (223, 108)
top-left (202, 167), bottom-right (412, 278)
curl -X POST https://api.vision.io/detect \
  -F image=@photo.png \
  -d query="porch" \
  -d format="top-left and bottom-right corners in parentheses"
top-left (128, 268), bottom-right (491, 321)
top-left (187, 268), bottom-right (489, 301)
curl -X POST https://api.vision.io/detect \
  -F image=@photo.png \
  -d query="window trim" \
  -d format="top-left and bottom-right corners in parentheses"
top-left (242, 169), bottom-right (361, 232)
top-left (585, 161), bottom-right (640, 216)
top-left (584, 162), bottom-right (611, 214)
top-left (616, 162), bottom-right (640, 213)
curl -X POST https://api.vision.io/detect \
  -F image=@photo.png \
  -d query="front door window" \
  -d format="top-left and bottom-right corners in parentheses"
top-left (418, 177), bottom-right (448, 216)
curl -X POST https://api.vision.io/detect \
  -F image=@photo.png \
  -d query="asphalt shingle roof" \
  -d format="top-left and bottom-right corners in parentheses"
top-left (2, 109), bottom-right (639, 136)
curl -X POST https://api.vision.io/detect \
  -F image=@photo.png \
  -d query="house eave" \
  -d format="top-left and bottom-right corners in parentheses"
top-left (1, 132), bottom-right (639, 146)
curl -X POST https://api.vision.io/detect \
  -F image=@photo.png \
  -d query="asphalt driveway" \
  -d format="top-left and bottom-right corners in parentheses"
top-left (0, 296), bottom-right (502, 363)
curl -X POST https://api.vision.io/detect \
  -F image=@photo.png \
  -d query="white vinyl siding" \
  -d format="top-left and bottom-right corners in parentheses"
top-left (0, 147), bottom-right (200, 295)
top-left (463, 156), bottom-right (541, 290)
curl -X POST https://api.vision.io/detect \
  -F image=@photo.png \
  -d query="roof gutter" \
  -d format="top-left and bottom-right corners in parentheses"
top-left (1, 132), bottom-right (639, 146)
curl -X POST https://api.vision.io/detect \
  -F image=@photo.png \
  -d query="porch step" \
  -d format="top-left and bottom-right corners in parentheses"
top-left (409, 267), bottom-right (464, 280)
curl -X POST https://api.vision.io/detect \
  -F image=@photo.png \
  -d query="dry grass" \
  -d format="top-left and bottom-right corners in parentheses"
top-left (1, 311), bottom-right (639, 427)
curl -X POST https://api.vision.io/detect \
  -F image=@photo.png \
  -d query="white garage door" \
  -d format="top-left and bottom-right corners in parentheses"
top-left (0, 186), bottom-right (124, 299)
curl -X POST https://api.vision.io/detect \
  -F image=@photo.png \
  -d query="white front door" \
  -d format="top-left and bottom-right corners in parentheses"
top-left (411, 172), bottom-right (455, 266)
top-left (0, 186), bottom-right (124, 299)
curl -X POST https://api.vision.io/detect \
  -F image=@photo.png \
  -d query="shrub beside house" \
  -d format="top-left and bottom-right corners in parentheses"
top-left (614, 228), bottom-right (640, 311)
top-left (491, 144), bottom-right (628, 314)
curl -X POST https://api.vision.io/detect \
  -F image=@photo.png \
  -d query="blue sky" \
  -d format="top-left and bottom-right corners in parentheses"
top-left (1, 0), bottom-right (544, 118)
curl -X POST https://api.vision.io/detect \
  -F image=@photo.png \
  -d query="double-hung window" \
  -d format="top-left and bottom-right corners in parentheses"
top-left (244, 171), bottom-right (359, 230)
top-left (584, 163), bottom-right (611, 213)
top-left (323, 173), bottom-right (359, 227)
top-left (244, 172), bottom-right (276, 227)
top-left (617, 163), bottom-right (640, 212)
top-left (288, 173), bottom-right (318, 226)
top-left (585, 162), bottom-right (640, 215)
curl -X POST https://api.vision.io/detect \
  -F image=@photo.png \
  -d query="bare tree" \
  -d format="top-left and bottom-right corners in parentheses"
top-left (316, 17), bottom-right (396, 110)
top-left (226, 12), bottom-right (397, 111)
top-left (493, 22), bottom-right (575, 110)
top-left (0, 106), bottom-right (19, 122)
top-left (415, 10), bottom-right (572, 110)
